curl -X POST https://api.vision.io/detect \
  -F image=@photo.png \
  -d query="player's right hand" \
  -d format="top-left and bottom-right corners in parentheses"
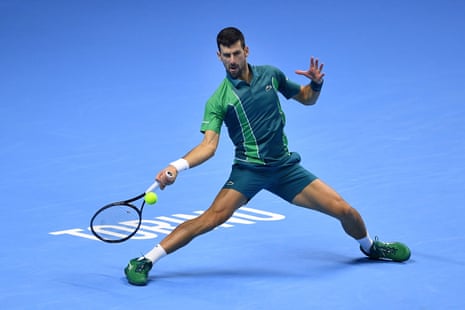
top-left (156, 168), bottom-right (176, 189)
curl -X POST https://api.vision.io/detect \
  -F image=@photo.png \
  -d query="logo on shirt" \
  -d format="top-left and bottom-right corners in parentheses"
top-left (265, 84), bottom-right (272, 92)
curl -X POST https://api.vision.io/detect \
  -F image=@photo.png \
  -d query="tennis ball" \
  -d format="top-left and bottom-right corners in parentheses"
top-left (144, 192), bottom-right (158, 205)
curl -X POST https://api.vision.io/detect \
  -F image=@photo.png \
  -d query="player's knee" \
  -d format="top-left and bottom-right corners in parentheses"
top-left (330, 197), bottom-right (354, 219)
top-left (340, 205), bottom-right (362, 224)
top-left (200, 209), bottom-right (232, 230)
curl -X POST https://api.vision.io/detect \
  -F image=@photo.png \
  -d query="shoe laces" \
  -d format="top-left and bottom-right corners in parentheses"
top-left (135, 258), bottom-right (150, 273)
top-left (372, 237), bottom-right (398, 257)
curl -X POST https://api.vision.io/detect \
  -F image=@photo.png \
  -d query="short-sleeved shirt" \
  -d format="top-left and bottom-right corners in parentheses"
top-left (201, 64), bottom-right (301, 166)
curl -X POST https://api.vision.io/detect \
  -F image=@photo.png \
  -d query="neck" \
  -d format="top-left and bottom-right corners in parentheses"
top-left (241, 64), bottom-right (252, 83)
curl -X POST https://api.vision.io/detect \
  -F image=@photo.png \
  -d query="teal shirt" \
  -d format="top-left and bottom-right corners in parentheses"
top-left (201, 65), bottom-right (301, 166)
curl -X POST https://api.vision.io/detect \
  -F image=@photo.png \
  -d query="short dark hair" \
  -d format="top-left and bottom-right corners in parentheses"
top-left (216, 27), bottom-right (245, 51)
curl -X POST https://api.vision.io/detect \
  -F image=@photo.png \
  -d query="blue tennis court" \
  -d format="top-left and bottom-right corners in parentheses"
top-left (1, 0), bottom-right (465, 309)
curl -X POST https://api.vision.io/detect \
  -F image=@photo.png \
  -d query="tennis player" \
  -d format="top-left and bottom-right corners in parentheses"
top-left (125, 27), bottom-right (411, 285)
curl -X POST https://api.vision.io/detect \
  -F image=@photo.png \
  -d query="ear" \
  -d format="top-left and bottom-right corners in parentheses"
top-left (244, 46), bottom-right (249, 57)
top-left (217, 50), bottom-right (222, 60)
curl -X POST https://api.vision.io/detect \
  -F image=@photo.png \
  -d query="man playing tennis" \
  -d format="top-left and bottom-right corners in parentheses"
top-left (125, 27), bottom-right (410, 285)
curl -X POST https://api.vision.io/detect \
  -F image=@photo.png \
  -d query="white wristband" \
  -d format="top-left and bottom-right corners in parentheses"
top-left (169, 158), bottom-right (190, 172)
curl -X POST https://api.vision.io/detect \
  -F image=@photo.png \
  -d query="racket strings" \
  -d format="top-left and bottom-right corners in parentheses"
top-left (91, 203), bottom-right (142, 242)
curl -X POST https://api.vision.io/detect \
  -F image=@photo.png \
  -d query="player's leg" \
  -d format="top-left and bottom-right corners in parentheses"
top-left (124, 188), bottom-right (247, 285)
top-left (292, 179), bottom-right (367, 239)
top-left (160, 188), bottom-right (248, 254)
top-left (292, 179), bottom-right (411, 262)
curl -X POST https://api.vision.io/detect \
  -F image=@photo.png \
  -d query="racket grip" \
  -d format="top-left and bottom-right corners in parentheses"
top-left (144, 171), bottom-right (173, 193)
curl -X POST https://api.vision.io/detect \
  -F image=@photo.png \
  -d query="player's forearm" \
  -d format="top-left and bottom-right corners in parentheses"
top-left (166, 144), bottom-right (215, 178)
top-left (297, 81), bottom-right (323, 105)
top-left (301, 84), bottom-right (320, 105)
top-left (180, 130), bottom-right (219, 169)
top-left (183, 142), bottom-right (216, 168)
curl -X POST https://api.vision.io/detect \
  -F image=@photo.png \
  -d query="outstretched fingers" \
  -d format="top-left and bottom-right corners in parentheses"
top-left (295, 56), bottom-right (325, 82)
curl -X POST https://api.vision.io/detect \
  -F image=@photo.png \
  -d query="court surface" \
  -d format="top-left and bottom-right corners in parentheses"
top-left (1, 1), bottom-right (465, 309)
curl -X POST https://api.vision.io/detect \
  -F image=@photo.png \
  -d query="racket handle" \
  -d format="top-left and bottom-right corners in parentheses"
top-left (145, 181), bottom-right (160, 193)
top-left (144, 171), bottom-right (173, 193)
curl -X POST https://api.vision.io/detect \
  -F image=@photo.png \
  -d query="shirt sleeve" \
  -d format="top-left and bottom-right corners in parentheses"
top-left (275, 68), bottom-right (301, 99)
top-left (200, 97), bottom-right (224, 134)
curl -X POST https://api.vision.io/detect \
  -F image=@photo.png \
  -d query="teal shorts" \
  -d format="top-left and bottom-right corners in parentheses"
top-left (222, 152), bottom-right (318, 203)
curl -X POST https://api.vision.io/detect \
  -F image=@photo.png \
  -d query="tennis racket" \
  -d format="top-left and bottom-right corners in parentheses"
top-left (90, 172), bottom-right (171, 243)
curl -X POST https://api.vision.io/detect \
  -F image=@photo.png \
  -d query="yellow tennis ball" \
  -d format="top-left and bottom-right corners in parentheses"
top-left (144, 192), bottom-right (158, 205)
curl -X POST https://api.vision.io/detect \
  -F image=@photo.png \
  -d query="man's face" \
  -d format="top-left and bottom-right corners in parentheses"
top-left (217, 40), bottom-right (249, 80)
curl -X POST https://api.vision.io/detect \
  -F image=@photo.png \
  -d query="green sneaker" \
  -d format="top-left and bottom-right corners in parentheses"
top-left (124, 257), bottom-right (153, 285)
top-left (361, 237), bottom-right (411, 262)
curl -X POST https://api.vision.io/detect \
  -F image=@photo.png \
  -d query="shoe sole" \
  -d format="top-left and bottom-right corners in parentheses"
top-left (360, 244), bottom-right (411, 262)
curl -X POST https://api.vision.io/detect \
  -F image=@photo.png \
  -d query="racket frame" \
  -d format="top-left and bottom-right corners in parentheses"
top-left (90, 179), bottom-right (162, 243)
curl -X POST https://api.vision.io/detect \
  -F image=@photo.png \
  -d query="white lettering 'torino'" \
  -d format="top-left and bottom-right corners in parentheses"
top-left (49, 207), bottom-right (286, 241)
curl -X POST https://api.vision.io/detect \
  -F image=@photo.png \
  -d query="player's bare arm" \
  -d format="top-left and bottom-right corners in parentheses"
top-left (157, 130), bottom-right (220, 188)
top-left (182, 130), bottom-right (219, 168)
top-left (294, 56), bottom-right (325, 105)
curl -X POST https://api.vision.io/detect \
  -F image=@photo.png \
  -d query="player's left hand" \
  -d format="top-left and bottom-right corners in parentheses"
top-left (295, 56), bottom-right (325, 84)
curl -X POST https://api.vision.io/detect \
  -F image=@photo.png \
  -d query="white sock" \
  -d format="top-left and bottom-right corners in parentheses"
top-left (357, 235), bottom-right (374, 252)
top-left (143, 244), bottom-right (167, 263)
